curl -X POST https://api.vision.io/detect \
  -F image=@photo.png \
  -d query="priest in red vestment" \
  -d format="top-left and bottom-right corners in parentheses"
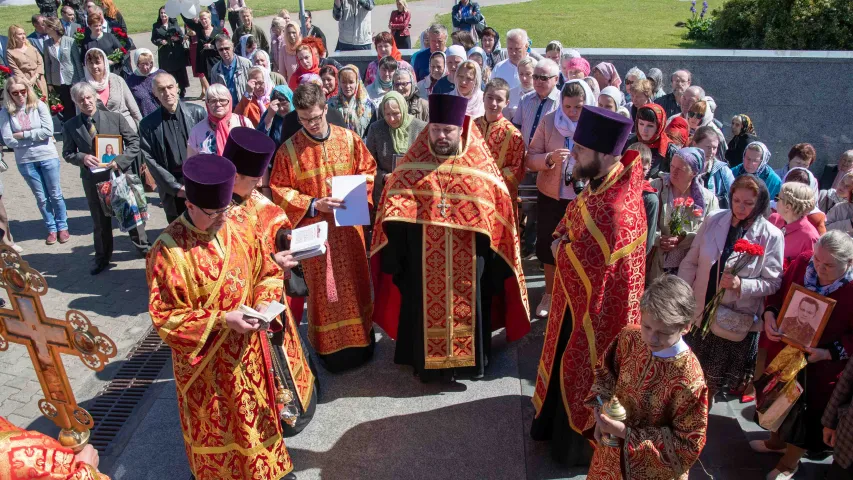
top-left (371, 94), bottom-right (530, 381)
top-left (269, 83), bottom-right (377, 373)
top-left (147, 155), bottom-right (295, 480)
top-left (222, 127), bottom-right (319, 436)
top-left (473, 78), bottom-right (526, 200)
top-left (0, 416), bottom-right (109, 480)
top-left (530, 106), bottom-right (647, 466)
top-left (585, 275), bottom-right (708, 480)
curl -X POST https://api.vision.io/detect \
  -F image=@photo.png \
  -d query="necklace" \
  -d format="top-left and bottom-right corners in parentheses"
top-left (436, 158), bottom-right (457, 218)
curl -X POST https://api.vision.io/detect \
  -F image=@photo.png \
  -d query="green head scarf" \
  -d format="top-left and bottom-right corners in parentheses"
top-left (380, 91), bottom-right (413, 154)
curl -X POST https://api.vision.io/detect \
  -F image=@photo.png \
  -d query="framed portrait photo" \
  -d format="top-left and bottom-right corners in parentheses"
top-left (776, 284), bottom-right (836, 351)
top-left (94, 134), bottom-right (123, 167)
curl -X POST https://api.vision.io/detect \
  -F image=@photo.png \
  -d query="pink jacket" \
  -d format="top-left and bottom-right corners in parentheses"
top-left (769, 213), bottom-right (820, 267)
top-left (525, 111), bottom-right (576, 201)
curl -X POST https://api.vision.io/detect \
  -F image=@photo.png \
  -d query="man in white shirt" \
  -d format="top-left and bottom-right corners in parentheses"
top-left (491, 28), bottom-right (530, 90)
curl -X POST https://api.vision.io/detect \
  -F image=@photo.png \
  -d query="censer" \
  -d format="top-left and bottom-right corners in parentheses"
top-left (598, 395), bottom-right (628, 447)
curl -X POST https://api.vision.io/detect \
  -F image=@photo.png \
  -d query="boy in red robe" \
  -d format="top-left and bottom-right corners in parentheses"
top-left (474, 78), bottom-right (526, 200)
top-left (586, 275), bottom-right (708, 479)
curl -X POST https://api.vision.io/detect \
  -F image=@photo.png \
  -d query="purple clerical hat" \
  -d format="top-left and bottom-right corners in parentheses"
top-left (572, 105), bottom-right (634, 156)
top-left (182, 155), bottom-right (236, 210)
top-left (222, 127), bottom-right (277, 178)
top-left (428, 94), bottom-right (469, 127)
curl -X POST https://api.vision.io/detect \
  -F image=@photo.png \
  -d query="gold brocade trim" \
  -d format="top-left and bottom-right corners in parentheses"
top-left (184, 432), bottom-right (282, 456)
top-left (287, 129), bottom-right (356, 181)
top-left (394, 163), bottom-right (509, 195)
top-left (381, 190), bottom-right (515, 237)
top-left (579, 201), bottom-right (647, 266)
top-left (564, 243), bottom-right (597, 371)
top-left (311, 317), bottom-right (365, 333)
top-left (496, 128), bottom-right (512, 170)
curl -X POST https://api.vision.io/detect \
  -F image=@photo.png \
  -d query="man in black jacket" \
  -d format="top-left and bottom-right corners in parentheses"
top-left (63, 82), bottom-right (151, 275)
top-left (140, 72), bottom-right (207, 223)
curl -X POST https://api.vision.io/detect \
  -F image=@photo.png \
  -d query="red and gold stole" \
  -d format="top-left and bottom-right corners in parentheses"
top-left (371, 121), bottom-right (530, 369)
top-left (532, 150), bottom-right (648, 434)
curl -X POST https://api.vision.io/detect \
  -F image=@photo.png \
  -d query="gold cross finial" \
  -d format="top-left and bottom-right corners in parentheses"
top-left (0, 246), bottom-right (117, 452)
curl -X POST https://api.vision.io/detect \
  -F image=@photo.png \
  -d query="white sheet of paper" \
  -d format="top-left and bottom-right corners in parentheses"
top-left (89, 166), bottom-right (107, 173)
top-left (331, 175), bottom-right (370, 227)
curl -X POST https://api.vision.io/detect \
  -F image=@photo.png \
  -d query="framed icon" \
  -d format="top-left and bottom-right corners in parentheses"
top-left (776, 284), bottom-right (836, 351)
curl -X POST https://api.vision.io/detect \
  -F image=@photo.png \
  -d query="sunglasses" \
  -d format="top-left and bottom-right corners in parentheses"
top-left (687, 111), bottom-right (703, 119)
top-left (217, 46), bottom-right (232, 52)
top-left (532, 74), bottom-right (556, 81)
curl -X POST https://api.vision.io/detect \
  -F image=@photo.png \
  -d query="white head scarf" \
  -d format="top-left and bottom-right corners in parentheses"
top-left (553, 79), bottom-right (595, 139)
top-left (132, 48), bottom-right (159, 77)
top-left (84, 48), bottom-right (110, 92)
top-left (451, 60), bottom-right (484, 118)
top-left (599, 86), bottom-right (624, 106)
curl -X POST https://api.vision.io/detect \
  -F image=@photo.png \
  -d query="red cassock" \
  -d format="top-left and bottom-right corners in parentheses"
top-left (370, 120), bottom-right (530, 371)
top-left (532, 150), bottom-right (648, 434)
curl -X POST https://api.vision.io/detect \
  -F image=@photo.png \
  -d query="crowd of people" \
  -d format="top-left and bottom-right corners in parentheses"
top-left (2, 1), bottom-right (853, 479)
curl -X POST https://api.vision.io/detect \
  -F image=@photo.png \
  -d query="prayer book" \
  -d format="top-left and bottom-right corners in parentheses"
top-left (289, 221), bottom-right (328, 261)
top-left (239, 301), bottom-right (287, 329)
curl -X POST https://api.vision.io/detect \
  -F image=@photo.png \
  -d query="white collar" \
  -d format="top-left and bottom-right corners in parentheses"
top-left (652, 337), bottom-right (689, 358)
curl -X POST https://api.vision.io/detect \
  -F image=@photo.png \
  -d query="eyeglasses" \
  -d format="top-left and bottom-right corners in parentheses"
top-left (687, 111), bottom-right (702, 119)
top-left (297, 111), bottom-right (325, 126)
top-left (393, 82), bottom-right (412, 89)
top-left (217, 46), bottom-right (232, 52)
top-left (206, 98), bottom-right (229, 106)
top-left (532, 74), bottom-right (556, 81)
top-left (9, 90), bottom-right (27, 97)
top-left (625, 80), bottom-right (635, 86)
top-left (199, 204), bottom-right (232, 217)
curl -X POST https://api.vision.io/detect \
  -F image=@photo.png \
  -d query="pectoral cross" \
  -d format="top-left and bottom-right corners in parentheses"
top-left (0, 246), bottom-right (117, 451)
top-left (437, 196), bottom-right (450, 218)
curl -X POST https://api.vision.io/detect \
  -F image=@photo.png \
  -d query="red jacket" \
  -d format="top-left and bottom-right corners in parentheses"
top-left (389, 10), bottom-right (411, 37)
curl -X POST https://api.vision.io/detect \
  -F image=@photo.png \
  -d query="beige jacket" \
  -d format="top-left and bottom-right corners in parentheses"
top-left (678, 209), bottom-right (784, 330)
top-left (525, 110), bottom-right (575, 201)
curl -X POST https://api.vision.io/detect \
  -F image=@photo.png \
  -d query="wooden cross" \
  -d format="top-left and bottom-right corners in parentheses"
top-left (437, 196), bottom-right (450, 218)
top-left (0, 246), bottom-right (117, 451)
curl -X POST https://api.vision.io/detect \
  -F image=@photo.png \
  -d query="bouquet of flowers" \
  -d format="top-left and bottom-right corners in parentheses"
top-left (107, 47), bottom-right (128, 65)
top-left (112, 27), bottom-right (130, 47)
top-left (74, 27), bottom-right (86, 47)
top-left (698, 239), bottom-right (766, 338)
top-left (47, 91), bottom-right (64, 116)
top-left (669, 197), bottom-right (704, 237)
top-left (0, 65), bottom-right (10, 91)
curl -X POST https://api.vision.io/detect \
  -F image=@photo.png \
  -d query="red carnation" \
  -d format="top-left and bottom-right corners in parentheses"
top-left (748, 244), bottom-right (765, 256)
top-left (222, 27), bottom-right (229, 36)
top-left (77, 27), bottom-right (85, 33)
top-left (0, 65), bottom-right (10, 75)
top-left (733, 239), bottom-right (751, 253)
top-left (112, 27), bottom-right (122, 33)
top-left (120, 47), bottom-right (128, 54)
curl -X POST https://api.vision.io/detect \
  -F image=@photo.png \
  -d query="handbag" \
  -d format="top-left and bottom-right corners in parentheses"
top-left (109, 171), bottom-right (147, 232)
top-left (777, 373), bottom-right (808, 446)
top-left (95, 176), bottom-right (114, 217)
top-left (139, 163), bottom-right (158, 193)
top-left (710, 304), bottom-right (754, 342)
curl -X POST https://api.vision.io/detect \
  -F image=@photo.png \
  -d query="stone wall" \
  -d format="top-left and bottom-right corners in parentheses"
top-left (331, 48), bottom-right (853, 173)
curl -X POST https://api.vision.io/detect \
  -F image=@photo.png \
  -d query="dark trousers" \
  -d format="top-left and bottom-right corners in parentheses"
top-left (393, 33), bottom-right (410, 49)
top-left (828, 461), bottom-right (853, 480)
top-left (55, 84), bottom-right (76, 123)
top-left (82, 176), bottom-right (150, 264)
top-left (227, 11), bottom-right (241, 33)
top-left (335, 41), bottom-right (371, 52)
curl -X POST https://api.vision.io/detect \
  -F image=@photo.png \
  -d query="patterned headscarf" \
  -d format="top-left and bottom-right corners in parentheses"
top-left (336, 65), bottom-right (370, 126)
top-left (636, 104), bottom-right (670, 157)
top-left (744, 141), bottom-right (771, 177)
top-left (565, 57), bottom-right (590, 77)
top-left (736, 114), bottom-right (755, 135)
top-left (593, 62), bottom-right (621, 88)
top-left (674, 147), bottom-right (707, 211)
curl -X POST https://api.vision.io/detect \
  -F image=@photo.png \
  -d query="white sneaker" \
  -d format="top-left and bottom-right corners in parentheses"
top-left (536, 293), bottom-right (551, 318)
top-left (10, 244), bottom-right (23, 253)
top-left (766, 466), bottom-right (798, 480)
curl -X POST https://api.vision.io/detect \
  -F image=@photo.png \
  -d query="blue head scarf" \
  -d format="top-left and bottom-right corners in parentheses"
top-left (675, 147), bottom-right (707, 211)
top-left (272, 84), bottom-right (294, 105)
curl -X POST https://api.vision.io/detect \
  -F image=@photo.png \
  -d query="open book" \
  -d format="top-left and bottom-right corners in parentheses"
top-left (239, 300), bottom-right (287, 328)
top-left (290, 221), bottom-right (328, 261)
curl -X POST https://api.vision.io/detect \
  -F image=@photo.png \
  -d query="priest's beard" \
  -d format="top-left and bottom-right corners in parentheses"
top-left (575, 152), bottom-right (605, 180)
top-left (431, 138), bottom-right (461, 156)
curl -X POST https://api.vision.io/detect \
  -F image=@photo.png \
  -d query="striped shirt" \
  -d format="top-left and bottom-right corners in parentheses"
top-left (511, 88), bottom-right (560, 146)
